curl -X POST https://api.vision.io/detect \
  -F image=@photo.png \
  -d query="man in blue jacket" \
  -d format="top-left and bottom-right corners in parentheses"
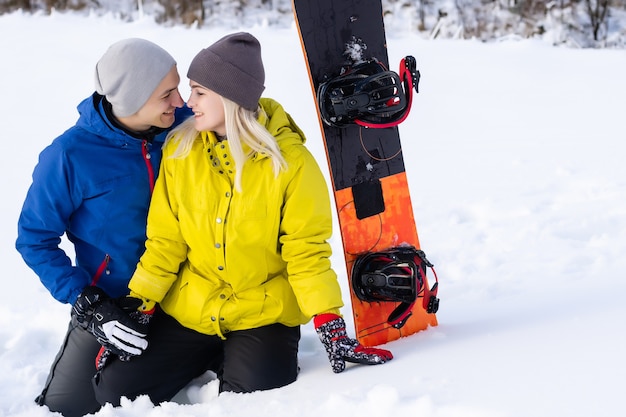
top-left (16, 38), bottom-right (191, 417)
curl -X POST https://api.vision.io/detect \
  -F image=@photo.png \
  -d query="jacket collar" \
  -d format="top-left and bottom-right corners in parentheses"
top-left (100, 95), bottom-right (167, 143)
top-left (197, 98), bottom-right (307, 162)
top-left (75, 93), bottom-right (167, 147)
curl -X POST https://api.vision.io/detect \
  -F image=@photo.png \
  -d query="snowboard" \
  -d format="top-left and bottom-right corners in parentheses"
top-left (292, 0), bottom-right (439, 347)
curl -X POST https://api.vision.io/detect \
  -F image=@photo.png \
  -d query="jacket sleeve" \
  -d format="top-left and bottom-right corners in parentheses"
top-left (128, 142), bottom-right (188, 303)
top-left (15, 142), bottom-right (91, 304)
top-left (279, 146), bottom-right (344, 318)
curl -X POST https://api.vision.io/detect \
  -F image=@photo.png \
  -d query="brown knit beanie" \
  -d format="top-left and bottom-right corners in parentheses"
top-left (187, 32), bottom-right (265, 111)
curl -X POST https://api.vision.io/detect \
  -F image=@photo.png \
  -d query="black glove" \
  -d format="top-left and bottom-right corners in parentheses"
top-left (72, 286), bottom-right (149, 357)
top-left (314, 313), bottom-right (393, 373)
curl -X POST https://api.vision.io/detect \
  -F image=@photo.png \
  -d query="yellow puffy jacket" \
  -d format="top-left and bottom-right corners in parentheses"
top-left (129, 98), bottom-right (343, 338)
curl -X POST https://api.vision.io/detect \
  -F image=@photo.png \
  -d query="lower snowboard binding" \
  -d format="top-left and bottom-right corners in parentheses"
top-left (351, 246), bottom-right (439, 329)
top-left (318, 56), bottom-right (420, 129)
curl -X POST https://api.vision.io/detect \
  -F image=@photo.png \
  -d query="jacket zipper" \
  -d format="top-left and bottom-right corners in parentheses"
top-left (90, 254), bottom-right (110, 286)
top-left (142, 140), bottom-right (155, 193)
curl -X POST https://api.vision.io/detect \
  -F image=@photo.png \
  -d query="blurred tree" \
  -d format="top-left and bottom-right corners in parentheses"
top-left (584, 0), bottom-right (609, 40)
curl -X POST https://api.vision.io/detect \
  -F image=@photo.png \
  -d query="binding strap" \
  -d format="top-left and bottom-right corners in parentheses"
top-left (351, 246), bottom-right (439, 329)
top-left (355, 56), bottom-right (420, 129)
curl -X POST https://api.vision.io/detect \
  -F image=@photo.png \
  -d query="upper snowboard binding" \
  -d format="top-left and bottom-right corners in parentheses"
top-left (318, 56), bottom-right (420, 129)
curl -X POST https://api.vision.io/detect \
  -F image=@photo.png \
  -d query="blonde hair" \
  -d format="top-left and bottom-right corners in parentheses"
top-left (166, 97), bottom-right (287, 192)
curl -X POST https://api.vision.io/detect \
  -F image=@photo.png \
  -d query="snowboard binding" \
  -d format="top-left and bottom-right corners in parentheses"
top-left (318, 56), bottom-right (420, 129)
top-left (351, 246), bottom-right (439, 329)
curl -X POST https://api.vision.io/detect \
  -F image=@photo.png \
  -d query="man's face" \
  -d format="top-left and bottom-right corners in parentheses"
top-left (120, 65), bottom-right (184, 131)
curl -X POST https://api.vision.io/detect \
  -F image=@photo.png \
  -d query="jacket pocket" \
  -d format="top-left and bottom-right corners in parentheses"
top-left (162, 267), bottom-right (221, 326)
top-left (220, 286), bottom-right (265, 328)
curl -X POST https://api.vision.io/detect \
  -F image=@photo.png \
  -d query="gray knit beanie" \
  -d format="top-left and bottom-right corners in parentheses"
top-left (187, 32), bottom-right (265, 111)
top-left (94, 38), bottom-right (176, 117)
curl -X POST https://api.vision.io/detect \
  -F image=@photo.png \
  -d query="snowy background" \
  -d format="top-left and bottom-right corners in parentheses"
top-left (3, 0), bottom-right (626, 48)
top-left (1, 10), bottom-right (625, 417)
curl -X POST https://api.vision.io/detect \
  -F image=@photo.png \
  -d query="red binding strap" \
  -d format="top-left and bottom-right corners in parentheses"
top-left (355, 57), bottom-right (415, 129)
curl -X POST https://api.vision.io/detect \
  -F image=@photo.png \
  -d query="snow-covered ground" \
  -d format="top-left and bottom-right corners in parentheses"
top-left (1, 11), bottom-right (625, 417)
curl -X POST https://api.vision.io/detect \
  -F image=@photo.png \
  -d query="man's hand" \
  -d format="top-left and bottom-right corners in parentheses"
top-left (72, 287), bottom-right (149, 357)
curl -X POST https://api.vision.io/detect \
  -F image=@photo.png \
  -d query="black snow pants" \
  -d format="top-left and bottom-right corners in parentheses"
top-left (93, 309), bottom-right (301, 407)
top-left (35, 320), bottom-right (102, 417)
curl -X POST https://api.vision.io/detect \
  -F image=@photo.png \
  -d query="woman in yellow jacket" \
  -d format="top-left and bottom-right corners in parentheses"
top-left (93, 32), bottom-right (392, 407)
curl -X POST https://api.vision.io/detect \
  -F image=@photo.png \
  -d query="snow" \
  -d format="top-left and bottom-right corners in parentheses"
top-left (1, 10), bottom-right (625, 417)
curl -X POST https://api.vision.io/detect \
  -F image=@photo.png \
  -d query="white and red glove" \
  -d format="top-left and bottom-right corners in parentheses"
top-left (314, 313), bottom-right (393, 373)
top-left (72, 287), bottom-right (149, 358)
top-left (92, 292), bottom-right (156, 370)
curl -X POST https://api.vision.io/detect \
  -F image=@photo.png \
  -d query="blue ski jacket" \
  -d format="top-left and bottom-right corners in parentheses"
top-left (16, 93), bottom-right (192, 304)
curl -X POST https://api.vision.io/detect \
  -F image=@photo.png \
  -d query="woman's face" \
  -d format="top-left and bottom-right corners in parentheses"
top-left (187, 81), bottom-right (226, 136)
